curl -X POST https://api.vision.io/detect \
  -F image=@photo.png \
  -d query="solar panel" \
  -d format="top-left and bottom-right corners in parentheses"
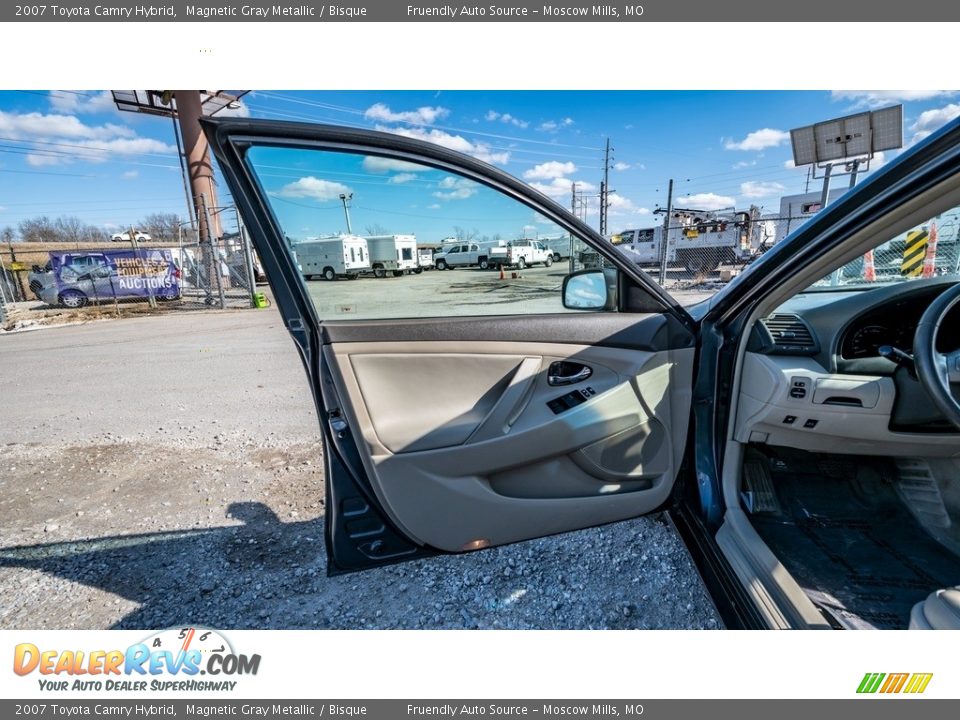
top-left (790, 105), bottom-right (903, 167)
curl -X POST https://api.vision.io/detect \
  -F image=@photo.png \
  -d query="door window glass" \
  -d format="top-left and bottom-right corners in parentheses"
top-left (246, 146), bottom-right (597, 320)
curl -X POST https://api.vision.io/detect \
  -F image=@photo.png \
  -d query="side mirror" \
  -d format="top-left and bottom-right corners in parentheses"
top-left (562, 268), bottom-right (617, 311)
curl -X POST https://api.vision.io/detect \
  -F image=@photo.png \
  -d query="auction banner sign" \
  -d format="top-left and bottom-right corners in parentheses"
top-left (49, 249), bottom-right (180, 301)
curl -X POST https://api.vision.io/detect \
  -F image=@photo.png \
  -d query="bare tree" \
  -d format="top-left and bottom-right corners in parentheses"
top-left (0, 227), bottom-right (15, 243)
top-left (453, 225), bottom-right (478, 242)
top-left (364, 223), bottom-right (390, 236)
top-left (54, 216), bottom-right (85, 244)
top-left (139, 213), bottom-right (186, 241)
top-left (18, 216), bottom-right (55, 242)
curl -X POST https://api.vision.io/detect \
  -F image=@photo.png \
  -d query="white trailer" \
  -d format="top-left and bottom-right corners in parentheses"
top-left (291, 234), bottom-right (370, 281)
top-left (776, 189), bottom-right (849, 241)
top-left (542, 236), bottom-right (573, 262)
top-left (364, 234), bottom-right (419, 277)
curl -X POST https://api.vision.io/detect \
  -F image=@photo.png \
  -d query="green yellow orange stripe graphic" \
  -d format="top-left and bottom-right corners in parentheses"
top-left (857, 672), bottom-right (932, 694)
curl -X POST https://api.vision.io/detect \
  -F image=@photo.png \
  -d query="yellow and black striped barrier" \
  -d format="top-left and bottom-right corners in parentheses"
top-left (901, 229), bottom-right (929, 277)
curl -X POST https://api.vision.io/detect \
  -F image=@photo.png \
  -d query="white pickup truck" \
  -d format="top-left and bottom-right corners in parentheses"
top-left (488, 239), bottom-right (554, 269)
top-left (433, 242), bottom-right (495, 270)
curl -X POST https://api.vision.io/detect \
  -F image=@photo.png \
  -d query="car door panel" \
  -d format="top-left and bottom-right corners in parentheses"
top-left (324, 336), bottom-right (693, 553)
top-left (201, 118), bottom-right (698, 574)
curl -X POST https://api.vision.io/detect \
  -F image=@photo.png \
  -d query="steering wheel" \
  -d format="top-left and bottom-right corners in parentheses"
top-left (915, 283), bottom-right (960, 430)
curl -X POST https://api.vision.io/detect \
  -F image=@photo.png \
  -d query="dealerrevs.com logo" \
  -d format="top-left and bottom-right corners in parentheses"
top-left (857, 673), bottom-right (933, 694)
top-left (13, 627), bottom-right (260, 692)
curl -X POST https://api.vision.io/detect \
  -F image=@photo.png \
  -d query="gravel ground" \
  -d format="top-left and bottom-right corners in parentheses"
top-left (0, 308), bottom-right (720, 630)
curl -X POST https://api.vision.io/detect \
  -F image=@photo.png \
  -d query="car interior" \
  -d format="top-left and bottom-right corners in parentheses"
top-left (719, 176), bottom-right (960, 630)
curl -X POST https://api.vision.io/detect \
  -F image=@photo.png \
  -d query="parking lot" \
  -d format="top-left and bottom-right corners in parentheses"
top-left (305, 263), bottom-right (719, 320)
top-left (0, 306), bottom-right (719, 630)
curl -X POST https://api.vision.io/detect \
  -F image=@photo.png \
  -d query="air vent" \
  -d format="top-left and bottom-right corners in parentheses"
top-left (762, 314), bottom-right (815, 349)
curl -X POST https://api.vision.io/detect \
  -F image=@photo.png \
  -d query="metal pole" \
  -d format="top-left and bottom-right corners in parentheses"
top-left (848, 158), bottom-right (861, 189)
top-left (237, 208), bottom-right (257, 307)
top-left (600, 138), bottom-right (611, 237)
top-left (201, 194), bottom-right (226, 309)
top-left (819, 163), bottom-right (833, 209)
top-left (569, 183), bottom-right (577, 274)
top-left (658, 179), bottom-right (674, 286)
top-left (171, 113), bottom-right (197, 231)
top-left (339, 193), bottom-right (353, 234)
top-left (819, 164), bottom-right (844, 286)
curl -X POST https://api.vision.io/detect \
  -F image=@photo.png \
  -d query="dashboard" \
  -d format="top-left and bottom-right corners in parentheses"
top-left (751, 277), bottom-right (960, 375)
top-left (737, 277), bottom-right (960, 452)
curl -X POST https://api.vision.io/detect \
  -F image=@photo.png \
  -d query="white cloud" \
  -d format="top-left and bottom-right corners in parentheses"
top-left (538, 117), bottom-right (574, 132)
top-left (388, 172), bottom-right (417, 184)
top-left (676, 192), bottom-right (736, 210)
top-left (732, 160), bottom-right (757, 169)
top-left (433, 176), bottom-right (477, 201)
top-left (48, 90), bottom-right (117, 115)
top-left (613, 161), bottom-right (631, 171)
top-left (910, 103), bottom-right (960, 144)
top-left (783, 159), bottom-right (797, 169)
top-left (364, 103), bottom-right (449, 125)
top-left (740, 180), bottom-right (786, 198)
top-left (725, 128), bottom-right (790, 151)
top-left (0, 110), bottom-right (135, 141)
top-left (25, 154), bottom-right (64, 167)
top-left (362, 156), bottom-right (425, 174)
top-left (606, 194), bottom-right (651, 216)
top-left (121, 170), bottom-right (138, 180)
top-left (486, 110), bottom-right (529, 128)
top-left (523, 160), bottom-right (576, 180)
top-left (832, 90), bottom-right (957, 109)
top-left (275, 176), bottom-right (352, 201)
top-left (427, 203), bottom-right (441, 210)
top-left (529, 177), bottom-right (596, 199)
top-left (377, 124), bottom-right (510, 164)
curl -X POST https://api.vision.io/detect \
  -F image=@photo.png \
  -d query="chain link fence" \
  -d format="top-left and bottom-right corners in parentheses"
top-left (0, 207), bottom-right (267, 331)
top-left (614, 212), bottom-right (960, 297)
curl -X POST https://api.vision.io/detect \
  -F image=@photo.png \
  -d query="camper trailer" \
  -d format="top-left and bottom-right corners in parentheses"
top-left (364, 234), bottom-right (419, 277)
top-left (292, 234), bottom-right (370, 280)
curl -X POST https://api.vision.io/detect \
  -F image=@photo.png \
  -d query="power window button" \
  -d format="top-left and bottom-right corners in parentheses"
top-left (789, 376), bottom-right (809, 399)
top-left (783, 415), bottom-right (797, 425)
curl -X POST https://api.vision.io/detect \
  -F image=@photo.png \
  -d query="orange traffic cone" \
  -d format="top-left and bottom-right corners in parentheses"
top-left (864, 249), bottom-right (876, 282)
top-left (499, 264), bottom-right (504, 280)
top-left (923, 221), bottom-right (939, 278)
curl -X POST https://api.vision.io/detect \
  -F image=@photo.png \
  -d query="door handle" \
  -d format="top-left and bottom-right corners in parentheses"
top-left (548, 361), bottom-right (592, 386)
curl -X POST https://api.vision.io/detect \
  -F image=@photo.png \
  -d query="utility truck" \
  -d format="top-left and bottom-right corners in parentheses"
top-left (292, 234), bottom-right (369, 281)
top-left (616, 206), bottom-right (774, 274)
top-left (488, 239), bottom-right (554, 269)
top-left (363, 234), bottom-right (419, 277)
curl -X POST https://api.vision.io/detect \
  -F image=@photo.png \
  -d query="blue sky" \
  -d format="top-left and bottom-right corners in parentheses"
top-left (0, 90), bottom-right (958, 239)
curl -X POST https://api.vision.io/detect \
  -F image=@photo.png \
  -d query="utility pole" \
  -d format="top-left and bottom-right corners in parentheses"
top-left (599, 138), bottom-right (612, 237)
top-left (569, 182), bottom-right (577, 273)
top-left (339, 193), bottom-right (354, 234)
top-left (658, 178), bottom-right (674, 286)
